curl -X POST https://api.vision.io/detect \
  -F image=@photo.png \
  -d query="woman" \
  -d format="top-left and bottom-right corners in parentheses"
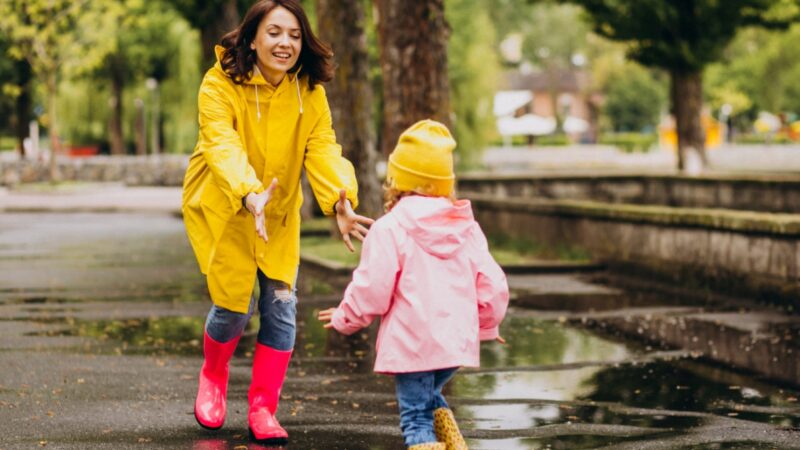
top-left (181, 0), bottom-right (373, 445)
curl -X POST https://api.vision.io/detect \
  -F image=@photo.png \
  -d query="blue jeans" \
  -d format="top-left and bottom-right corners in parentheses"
top-left (394, 367), bottom-right (458, 447)
top-left (205, 270), bottom-right (297, 351)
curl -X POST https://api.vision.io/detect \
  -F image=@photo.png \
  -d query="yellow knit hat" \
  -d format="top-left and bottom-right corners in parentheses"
top-left (387, 119), bottom-right (456, 197)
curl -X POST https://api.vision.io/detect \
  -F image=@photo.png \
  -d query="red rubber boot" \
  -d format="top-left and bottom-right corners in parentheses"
top-left (194, 331), bottom-right (240, 430)
top-left (248, 343), bottom-right (293, 445)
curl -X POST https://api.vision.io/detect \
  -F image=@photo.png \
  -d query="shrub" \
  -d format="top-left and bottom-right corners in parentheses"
top-left (599, 132), bottom-right (657, 153)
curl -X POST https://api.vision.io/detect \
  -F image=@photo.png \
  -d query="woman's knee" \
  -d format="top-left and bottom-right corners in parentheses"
top-left (205, 305), bottom-right (251, 343)
top-left (256, 281), bottom-right (297, 350)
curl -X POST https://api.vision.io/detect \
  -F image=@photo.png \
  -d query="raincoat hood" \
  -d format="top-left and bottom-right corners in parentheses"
top-left (392, 196), bottom-right (476, 258)
top-left (213, 45), bottom-right (304, 116)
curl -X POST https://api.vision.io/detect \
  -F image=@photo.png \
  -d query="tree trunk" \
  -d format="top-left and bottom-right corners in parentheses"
top-left (200, 0), bottom-right (240, 70)
top-left (317, 0), bottom-right (382, 218)
top-left (14, 59), bottom-right (32, 159)
top-left (109, 71), bottom-right (126, 155)
top-left (376, 0), bottom-right (451, 157)
top-left (670, 70), bottom-right (707, 172)
top-left (134, 98), bottom-right (147, 156)
top-left (46, 73), bottom-right (62, 181)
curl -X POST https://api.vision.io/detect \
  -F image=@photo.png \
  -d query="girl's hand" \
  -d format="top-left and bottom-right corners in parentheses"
top-left (496, 335), bottom-right (507, 344)
top-left (335, 188), bottom-right (375, 252)
top-left (317, 307), bottom-right (336, 329)
top-left (245, 178), bottom-right (278, 243)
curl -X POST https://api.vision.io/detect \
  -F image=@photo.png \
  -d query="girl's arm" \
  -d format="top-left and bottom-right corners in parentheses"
top-left (325, 220), bottom-right (401, 335)
top-left (196, 75), bottom-right (264, 213)
top-left (473, 229), bottom-right (510, 340)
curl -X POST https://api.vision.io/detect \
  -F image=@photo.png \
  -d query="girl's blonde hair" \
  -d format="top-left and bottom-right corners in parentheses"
top-left (383, 180), bottom-right (456, 212)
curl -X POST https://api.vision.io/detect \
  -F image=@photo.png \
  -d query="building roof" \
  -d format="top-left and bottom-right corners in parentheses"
top-left (504, 68), bottom-right (587, 92)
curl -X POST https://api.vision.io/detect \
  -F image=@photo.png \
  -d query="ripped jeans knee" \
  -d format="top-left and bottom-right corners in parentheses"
top-left (256, 271), bottom-right (297, 350)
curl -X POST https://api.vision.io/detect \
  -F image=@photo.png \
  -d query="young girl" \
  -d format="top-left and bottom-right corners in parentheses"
top-left (318, 120), bottom-right (509, 450)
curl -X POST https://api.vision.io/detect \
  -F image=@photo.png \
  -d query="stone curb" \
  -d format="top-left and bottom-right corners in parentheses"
top-left (468, 193), bottom-right (800, 236)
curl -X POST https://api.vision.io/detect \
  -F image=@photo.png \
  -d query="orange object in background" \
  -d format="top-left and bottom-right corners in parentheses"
top-left (658, 115), bottom-right (723, 151)
top-left (67, 145), bottom-right (100, 157)
top-left (790, 121), bottom-right (800, 140)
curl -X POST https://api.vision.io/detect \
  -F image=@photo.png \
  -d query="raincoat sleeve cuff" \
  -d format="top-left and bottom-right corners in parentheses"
top-left (331, 307), bottom-right (362, 336)
top-left (479, 326), bottom-right (499, 341)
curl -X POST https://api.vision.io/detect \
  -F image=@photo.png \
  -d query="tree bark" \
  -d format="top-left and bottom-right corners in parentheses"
top-left (317, 0), bottom-right (382, 218)
top-left (13, 59), bottom-right (32, 159)
top-left (134, 99), bottom-right (147, 156)
top-left (376, 0), bottom-right (451, 157)
top-left (200, 0), bottom-right (240, 70)
top-left (109, 70), bottom-right (126, 155)
top-left (670, 70), bottom-right (707, 171)
top-left (46, 73), bottom-right (61, 181)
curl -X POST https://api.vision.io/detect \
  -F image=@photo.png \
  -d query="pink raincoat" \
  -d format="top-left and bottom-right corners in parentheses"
top-left (331, 195), bottom-right (509, 374)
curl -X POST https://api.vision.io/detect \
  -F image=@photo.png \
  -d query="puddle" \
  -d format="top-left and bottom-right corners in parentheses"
top-left (25, 316), bottom-right (207, 356)
top-left (3, 212), bottom-right (800, 449)
top-left (479, 314), bottom-right (635, 368)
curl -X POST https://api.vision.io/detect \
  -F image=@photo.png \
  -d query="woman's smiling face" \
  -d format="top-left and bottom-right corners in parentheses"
top-left (251, 5), bottom-right (302, 86)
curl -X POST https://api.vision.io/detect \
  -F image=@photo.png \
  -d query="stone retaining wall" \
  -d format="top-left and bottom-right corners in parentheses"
top-left (469, 194), bottom-right (800, 307)
top-left (0, 155), bottom-right (188, 186)
top-left (460, 173), bottom-right (800, 213)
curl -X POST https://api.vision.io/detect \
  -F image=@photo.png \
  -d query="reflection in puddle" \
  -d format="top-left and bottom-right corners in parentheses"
top-left (479, 315), bottom-right (633, 369)
top-left (462, 403), bottom-right (561, 430)
top-left (456, 368), bottom-right (601, 401)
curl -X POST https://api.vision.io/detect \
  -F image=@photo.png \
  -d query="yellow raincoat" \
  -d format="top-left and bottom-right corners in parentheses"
top-left (182, 46), bottom-right (358, 313)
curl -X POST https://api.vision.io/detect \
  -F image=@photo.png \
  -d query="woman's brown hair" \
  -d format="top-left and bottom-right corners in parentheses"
top-left (219, 0), bottom-right (334, 89)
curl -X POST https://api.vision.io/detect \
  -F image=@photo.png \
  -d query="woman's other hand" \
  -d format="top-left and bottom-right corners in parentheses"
top-left (245, 178), bottom-right (279, 242)
top-left (335, 188), bottom-right (375, 252)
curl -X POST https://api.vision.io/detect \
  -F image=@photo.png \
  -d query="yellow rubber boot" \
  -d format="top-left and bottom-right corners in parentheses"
top-left (408, 443), bottom-right (446, 450)
top-left (433, 408), bottom-right (468, 450)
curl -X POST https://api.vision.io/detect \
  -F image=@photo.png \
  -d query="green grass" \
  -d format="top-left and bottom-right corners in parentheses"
top-left (0, 136), bottom-right (16, 151)
top-left (300, 217), bottom-right (334, 235)
top-left (599, 132), bottom-right (657, 153)
top-left (300, 232), bottom-right (591, 267)
top-left (300, 235), bottom-right (363, 266)
top-left (487, 233), bottom-right (591, 264)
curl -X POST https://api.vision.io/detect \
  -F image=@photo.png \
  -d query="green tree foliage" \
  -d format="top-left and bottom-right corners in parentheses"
top-left (0, 0), bottom-right (120, 176)
top-left (603, 64), bottom-right (665, 132)
top-left (562, 0), bottom-right (800, 169)
top-left (446, 0), bottom-right (501, 168)
top-left (0, 35), bottom-right (33, 156)
top-left (165, 0), bottom-right (250, 69)
top-left (57, 3), bottom-right (201, 154)
top-left (706, 22), bottom-right (800, 120)
top-left (567, 0), bottom-right (800, 72)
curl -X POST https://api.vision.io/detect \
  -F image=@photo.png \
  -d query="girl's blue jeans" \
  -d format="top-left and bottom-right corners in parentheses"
top-left (394, 367), bottom-right (459, 447)
top-left (204, 270), bottom-right (297, 351)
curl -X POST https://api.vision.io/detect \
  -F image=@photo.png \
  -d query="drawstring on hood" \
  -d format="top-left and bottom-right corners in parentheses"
top-left (255, 84), bottom-right (262, 121)
top-left (295, 75), bottom-right (303, 114)
top-left (212, 47), bottom-right (304, 121)
top-left (252, 65), bottom-right (303, 121)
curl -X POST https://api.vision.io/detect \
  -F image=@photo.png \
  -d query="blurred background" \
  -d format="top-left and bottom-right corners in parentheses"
top-left (1, 0), bottom-right (799, 184)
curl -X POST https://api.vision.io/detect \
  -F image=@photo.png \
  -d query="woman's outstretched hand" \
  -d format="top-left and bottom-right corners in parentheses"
top-left (245, 178), bottom-right (278, 243)
top-left (335, 188), bottom-right (374, 252)
top-left (317, 307), bottom-right (335, 329)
